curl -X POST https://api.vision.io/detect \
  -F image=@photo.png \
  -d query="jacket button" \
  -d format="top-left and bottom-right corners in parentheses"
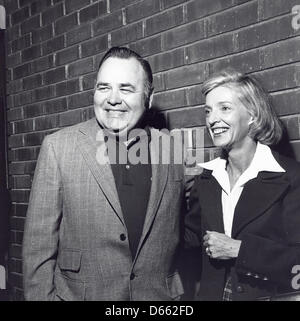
top-left (130, 273), bottom-right (135, 280)
top-left (236, 285), bottom-right (244, 293)
top-left (120, 234), bottom-right (126, 241)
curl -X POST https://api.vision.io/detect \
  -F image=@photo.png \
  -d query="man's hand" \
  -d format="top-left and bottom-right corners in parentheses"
top-left (203, 231), bottom-right (241, 260)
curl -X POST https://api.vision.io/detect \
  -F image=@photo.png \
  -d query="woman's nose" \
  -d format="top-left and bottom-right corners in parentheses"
top-left (207, 110), bottom-right (220, 126)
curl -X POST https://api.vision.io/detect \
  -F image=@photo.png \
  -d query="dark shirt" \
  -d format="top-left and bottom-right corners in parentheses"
top-left (107, 128), bottom-right (152, 259)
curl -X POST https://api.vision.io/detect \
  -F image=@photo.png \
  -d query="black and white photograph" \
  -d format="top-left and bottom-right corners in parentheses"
top-left (0, 0), bottom-right (300, 311)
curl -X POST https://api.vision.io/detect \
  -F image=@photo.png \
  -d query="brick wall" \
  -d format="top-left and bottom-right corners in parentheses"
top-left (3, 0), bottom-right (300, 300)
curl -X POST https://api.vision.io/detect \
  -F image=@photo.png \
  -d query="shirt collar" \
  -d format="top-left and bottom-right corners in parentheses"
top-left (199, 142), bottom-right (285, 192)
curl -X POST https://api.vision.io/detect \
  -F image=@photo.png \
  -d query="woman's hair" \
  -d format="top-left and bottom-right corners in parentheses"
top-left (202, 69), bottom-right (282, 145)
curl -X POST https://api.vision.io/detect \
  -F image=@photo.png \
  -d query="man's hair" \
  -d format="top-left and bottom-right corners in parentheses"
top-left (202, 69), bottom-right (282, 146)
top-left (98, 46), bottom-right (154, 108)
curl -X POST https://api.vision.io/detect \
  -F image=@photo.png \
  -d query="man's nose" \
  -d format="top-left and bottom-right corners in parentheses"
top-left (107, 89), bottom-right (122, 105)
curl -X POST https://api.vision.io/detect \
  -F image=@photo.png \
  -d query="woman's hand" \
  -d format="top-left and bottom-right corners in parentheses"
top-left (203, 231), bottom-right (241, 260)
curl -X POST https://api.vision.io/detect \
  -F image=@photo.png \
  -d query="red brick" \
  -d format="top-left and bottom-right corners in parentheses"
top-left (209, 49), bottom-right (260, 75)
top-left (11, 35), bottom-right (31, 52)
top-left (20, 15), bottom-right (41, 35)
top-left (65, 0), bottom-right (90, 14)
top-left (235, 15), bottom-right (296, 52)
top-left (129, 35), bottom-right (162, 57)
top-left (14, 119), bottom-right (34, 134)
top-left (82, 72), bottom-right (97, 90)
top-left (42, 35), bottom-right (65, 55)
top-left (21, 44), bottom-right (41, 62)
top-left (31, 55), bottom-right (54, 73)
top-left (126, 0), bottom-right (161, 24)
top-left (10, 216), bottom-right (26, 231)
top-left (35, 85), bottom-right (56, 102)
top-left (161, 0), bottom-right (186, 10)
top-left (56, 79), bottom-right (80, 96)
top-left (110, 0), bottom-right (137, 12)
top-left (19, 0), bottom-right (34, 7)
top-left (281, 116), bottom-right (300, 140)
top-left (32, 24), bottom-right (53, 44)
top-left (7, 79), bottom-right (23, 95)
top-left (11, 7), bottom-right (30, 25)
top-left (11, 34), bottom-right (31, 52)
top-left (147, 48), bottom-right (185, 73)
top-left (260, 0), bottom-right (299, 20)
top-left (24, 132), bottom-right (47, 146)
top-left (8, 135), bottom-right (24, 148)
top-left (207, 1), bottom-right (258, 37)
top-left (168, 106), bottom-right (205, 129)
top-left (23, 74), bottom-right (42, 90)
top-left (81, 106), bottom-right (95, 121)
top-left (81, 35), bottom-right (108, 58)
top-left (34, 114), bottom-right (59, 131)
top-left (186, 85), bottom-right (205, 106)
top-left (6, 24), bottom-right (20, 42)
top-left (30, 0), bottom-right (52, 16)
top-left (186, 0), bottom-right (233, 21)
top-left (5, 0), bottom-right (19, 14)
top-left (111, 22), bottom-right (143, 47)
top-left (272, 89), bottom-right (300, 116)
top-left (54, 12), bottom-right (79, 35)
top-left (145, 6), bottom-right (184, 36)
top-left (165, 62), bottom-right (208, 90)
top-left (153, 74), bottom-right (165, 92)
top-left (186, 33), bottom-right (236, 64)
top-left (255, 64), bottom-right (300, 92)
top-left (13, 91), bottom-right (34, 107)
top-left (59, 109), bottom-right (82, 127)
top-left (44, 66), bottom-right (66, 84)
top-left (23, 103), bottom-right (44, 118)
top-left (92, 11), bottom-right (123, 36)
top-left (68, 90), bottom-right (94, 109)
top-left (152, 88), bottom-right (187, 110)
top-left (41, 3), bottom-right (64, 26)
top-left (56, 46), bottom-right (79, 66)
top-left (44, 97), bottom-right (67, 114)
top-left (291, 141), bottom-right (300, 162)
top-left (163, 20), bottom-right (206, 50)
top-left (10, 147), bottom-right (40, 162)
top-left (68, 58), bottom-right (94, 77)
top-left (9, 161), bottom-right (37, 175)
top-left (7, 108), bottom-right (24, 122)
top-left (79, 1), bottom-right (107, 23)
top-left (66, 24), bottom-right (92, 46)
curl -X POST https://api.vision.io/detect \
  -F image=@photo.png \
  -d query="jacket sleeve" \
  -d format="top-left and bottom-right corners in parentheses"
top-left (22, 135), bottom-right (63, 301)
top-left (184, 175), bottom-right (202, 249)
top-left (235, 171), bottom-right (300, 290)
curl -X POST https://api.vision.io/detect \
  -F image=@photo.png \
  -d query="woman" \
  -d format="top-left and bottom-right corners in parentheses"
top-left (185, 69), bottom-right (300, 301)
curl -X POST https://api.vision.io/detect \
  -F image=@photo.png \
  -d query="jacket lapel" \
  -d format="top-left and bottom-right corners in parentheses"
top-left (134, 129), bottom-right (169, 259)
top-left (199, 170), bottom-right (225, 233)
top-left (76, 118), bottom-right (124, 224)
top-left (231, 171), bottom-right (289, 238)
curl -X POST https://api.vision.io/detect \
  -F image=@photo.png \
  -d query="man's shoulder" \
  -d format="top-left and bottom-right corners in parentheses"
top-left (44, 118), bottom-right (96, 143)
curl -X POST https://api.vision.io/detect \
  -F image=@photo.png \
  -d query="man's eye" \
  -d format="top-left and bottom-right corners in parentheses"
top-left (205, 109), bottom-right (210, 115)
top-left (96, 86), bottom-right (109, 91)
top-left (120, 88), bottom-right (133, 93)
top-left (221, 105), bottom-right (230, 111)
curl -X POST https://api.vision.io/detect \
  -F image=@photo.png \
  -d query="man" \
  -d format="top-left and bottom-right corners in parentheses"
top-left (22, 47), bottom-right (190, 301)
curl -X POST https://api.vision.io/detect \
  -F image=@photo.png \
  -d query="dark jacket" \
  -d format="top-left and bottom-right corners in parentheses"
top-left (185, 151), bottom-right (300, 301)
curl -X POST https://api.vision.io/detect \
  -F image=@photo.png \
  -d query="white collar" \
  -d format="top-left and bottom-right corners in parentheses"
top-left (199, 142), bottom-right (285, 192)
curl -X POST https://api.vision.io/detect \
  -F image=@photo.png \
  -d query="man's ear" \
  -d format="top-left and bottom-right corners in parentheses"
top-left (148, 91), bottom-right (154, 109)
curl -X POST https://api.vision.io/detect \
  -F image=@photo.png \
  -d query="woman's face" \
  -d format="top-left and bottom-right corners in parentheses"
top-left (205, 85), bottom-right (253, 150)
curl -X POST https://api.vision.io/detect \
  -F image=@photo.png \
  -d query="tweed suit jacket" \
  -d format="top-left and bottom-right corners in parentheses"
top-left (185, 151), bottom-right (300, 301)
top-left (23, 118), bottom-right (188, 301)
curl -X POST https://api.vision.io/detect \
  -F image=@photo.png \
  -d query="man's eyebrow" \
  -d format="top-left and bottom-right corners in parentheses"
top-left (95, 82), bottom-right (109, 87)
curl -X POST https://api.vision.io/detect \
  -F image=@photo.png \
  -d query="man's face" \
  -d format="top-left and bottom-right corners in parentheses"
top-left (94, 57), bottom-right (148, 136)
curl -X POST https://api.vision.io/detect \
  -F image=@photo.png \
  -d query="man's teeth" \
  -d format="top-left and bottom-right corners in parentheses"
top-left (212, 128), bottom-right (228, 134)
